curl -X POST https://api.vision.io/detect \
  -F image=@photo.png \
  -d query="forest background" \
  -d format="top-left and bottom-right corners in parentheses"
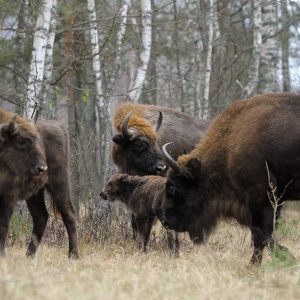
top-left (0, 0), bottom-right (299, 217)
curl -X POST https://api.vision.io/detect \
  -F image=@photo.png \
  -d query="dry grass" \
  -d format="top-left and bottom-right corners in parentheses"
top-left (1, 203), bottom-right (300, 300)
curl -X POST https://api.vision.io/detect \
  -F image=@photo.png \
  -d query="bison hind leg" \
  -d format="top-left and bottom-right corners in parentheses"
top-left (135, 215), bottom-right (155, 253)
top-left (26, 189), bottom-right (48, 257)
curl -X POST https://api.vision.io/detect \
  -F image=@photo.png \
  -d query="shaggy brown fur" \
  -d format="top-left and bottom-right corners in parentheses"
top-left (111, 102), bottom-right (212, 176)
top-left (162, 93), bottom-right (300, 265)
top-left (111, 102), bottom-right (212, 239)
top-left (0, 109), bottom-right (78, 258)
top-left (101, 174), bottom-right (179, 256)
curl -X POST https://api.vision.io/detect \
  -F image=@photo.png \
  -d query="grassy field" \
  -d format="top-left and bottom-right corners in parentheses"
top-left (1, 203), bottom-right (300, 300)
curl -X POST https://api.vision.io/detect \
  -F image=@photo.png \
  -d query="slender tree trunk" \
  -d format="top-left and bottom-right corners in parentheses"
top-left (127, 0), bottom-right (152, 103)
top-left (242, 0), bottom-right (262, 98)
top-left (42, 0), bottom-right (57, 119)
top-left (258, 0), bottom-right (279, 93)
top-left (281, 0), bottom-right (291, 92)
top-left (26, 0), bottom-right (54, 118)
top-left (201, 0), bottom-right (214, 119)
top-left (14, 1), bottom-right (28, 116)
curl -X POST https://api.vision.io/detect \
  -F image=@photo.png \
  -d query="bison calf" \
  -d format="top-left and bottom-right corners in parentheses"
top-left (100, 174), bottom-right (179, 256)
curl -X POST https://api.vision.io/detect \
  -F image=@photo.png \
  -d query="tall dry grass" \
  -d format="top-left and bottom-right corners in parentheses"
top-left (1, 202), bottom-right (300, 300)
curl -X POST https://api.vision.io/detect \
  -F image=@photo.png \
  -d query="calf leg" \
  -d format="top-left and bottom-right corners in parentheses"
top-left (0, 194), bottom-right (16, 257)
top-left (131, 213), bottom-right (138, 240)
top-left (135, 215), bottom-right (155, 252)
top-left (26, 189), bottom-right (48, 257)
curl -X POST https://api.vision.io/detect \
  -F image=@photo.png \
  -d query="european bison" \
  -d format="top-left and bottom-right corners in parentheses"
top-left (0, 108), bottom-right (79, 258)
top-left (111, 102), bottom-right (211, 176)
top-left (111, 102), bottom-right (212, 237)
top-left (100, 174), bottom-right (179, 256)
top-left (161, 93), bottom-right (300, 265)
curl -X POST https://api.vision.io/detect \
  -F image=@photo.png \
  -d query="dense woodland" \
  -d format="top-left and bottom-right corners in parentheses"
top-left (0, 0), bottom-right (300, 214)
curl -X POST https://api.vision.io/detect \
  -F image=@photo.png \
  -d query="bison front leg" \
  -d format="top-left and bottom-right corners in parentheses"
top-left (0, 195), bottom-right (15, 257)
top-left (166, 229), bottom-right (179, 258)
top-left (26, 189), bottom-right (48, 257)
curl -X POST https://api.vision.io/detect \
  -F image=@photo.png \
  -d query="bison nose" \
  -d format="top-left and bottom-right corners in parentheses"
top-left (38, 165), bottom-right (48, 174)
top-left (100, 191), bottom-right (107, 200)
top-left (155, 163), bottom-right (166, 173)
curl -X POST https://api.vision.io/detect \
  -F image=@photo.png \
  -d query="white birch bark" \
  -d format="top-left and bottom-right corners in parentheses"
top-left (258, 0), bottom-right (279, 93)
top-left (201, 0), bottom-right (214, 119)
top-left (242, 0), bottom-right (262, 98)
top-left (43, 0), bottom-right (57, 118)
top-left (87, 0), bottom-right (104, 116)
top-left (87, 0), bottom-right (104, 177)
top-left (26, 0), bottom-right (54, 119)
top-left (127, 0), bottom-right (152, 103)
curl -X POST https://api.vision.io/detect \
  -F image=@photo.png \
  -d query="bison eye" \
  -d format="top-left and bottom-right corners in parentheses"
top-left (133, 139), bottom-right (149, 152)
top-left (16, 137), bottom-right (27, 149)
top-left (166, 182), bottom-right (177, 196)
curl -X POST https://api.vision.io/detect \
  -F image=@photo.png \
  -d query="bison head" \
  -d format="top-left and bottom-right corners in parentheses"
top-left (111, 111), bottom-right (166, 176)
top-left (161, 143), bottom-right (206, 243)
top-left (0, 112), bottom-right (48, 193)
top-left (100, 174), bottom-right (132, 202)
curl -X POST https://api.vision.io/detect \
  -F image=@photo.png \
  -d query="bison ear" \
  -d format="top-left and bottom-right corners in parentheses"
top-left (186, 158), bottom-right (201, 179)
top-left (112, 134), bottom-right (126, 145)
top-left (0, 120), bottom-right (19, 142)
top-left (120, 174), bottom-right (128, 181)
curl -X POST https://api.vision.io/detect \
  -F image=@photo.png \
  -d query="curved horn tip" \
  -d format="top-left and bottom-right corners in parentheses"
top-left (162, 142), bottom-right (180, 173)
top-left (121, 111), bottom-right (135, 140)
top-left (155, 111), bottom-right (163, 132)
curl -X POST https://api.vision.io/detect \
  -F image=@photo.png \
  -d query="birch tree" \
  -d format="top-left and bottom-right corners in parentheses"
top-left (127, 0), bottom-right (152, 103)
top-left (26, 0), bottom-right (54, 119)
top-left (201, 0), bottom-right (214, 119)
top-left (258, 0), bottom-right (279, 93)
top-left (242, 0), bottom-right (262, 98)
top-left (281, 0), bottom-right (291, 92)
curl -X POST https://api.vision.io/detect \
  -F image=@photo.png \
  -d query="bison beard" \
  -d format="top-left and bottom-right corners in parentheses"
top-left (162, 93), bottom-right (300, 265)
top-left (0, 109), bottom-right (79, 259)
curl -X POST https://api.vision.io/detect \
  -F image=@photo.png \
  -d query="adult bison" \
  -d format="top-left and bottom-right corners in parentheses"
top-left (111, 102), bottom-right (212, 237)
top-left (0, 108), bottom-right (79, 258)
top-left (101, 174), bottom-right (179, 256)
top-left (161, 93), bottom-right (300, 265)
top-left (111, 102), bottom-right (212, 176)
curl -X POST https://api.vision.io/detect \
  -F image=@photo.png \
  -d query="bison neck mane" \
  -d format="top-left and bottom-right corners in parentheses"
top-left (113, 103), bottom-right (158, 142)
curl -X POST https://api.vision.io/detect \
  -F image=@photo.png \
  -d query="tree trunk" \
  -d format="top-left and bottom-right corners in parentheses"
top-left (13, 1), bottom-right (28, 116)
top-left (258, 1), bottom-right (279, 93)
top-left (242, 0), bottom-right (262, 98)
top-left (26, 0), bottom-right (54, 118)
top-left (281, 0), bottom-right (291, 92)
top-left (127, 0), bottom-right (152, 103)
top-left (201, 0), bottom-right (214, 119)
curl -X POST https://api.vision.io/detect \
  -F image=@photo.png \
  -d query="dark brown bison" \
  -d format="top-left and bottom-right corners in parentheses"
top-left (111, 102), bottom-right (212, 237)
top-left (0, 108), bottom-right (79, 258)
top-left (111, 102), bottom-right (212, 176)
top-left (100, 174), bottom-right (179, 256)
top-left (161, 93), bottom-right (300, 265)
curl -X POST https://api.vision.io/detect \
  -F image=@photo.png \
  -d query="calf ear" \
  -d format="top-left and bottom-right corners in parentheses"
top-left (112, 134), bottom-right (126, 145)
top-left (0, 117), bottom-right (19, 142)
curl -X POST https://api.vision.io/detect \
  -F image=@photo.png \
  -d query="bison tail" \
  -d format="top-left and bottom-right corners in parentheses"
top-left (50, 198), bottom-right (61, 220)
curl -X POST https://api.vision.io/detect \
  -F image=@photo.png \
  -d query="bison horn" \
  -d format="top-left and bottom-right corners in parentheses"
top-left (155, 111), bottom-right (163, 132)
top-left (8, 113), bottom-right (18, 135)
top-left (122, 112), bottom-right (136, 140)
top-left (162, 142), bottom-right (180, 173)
